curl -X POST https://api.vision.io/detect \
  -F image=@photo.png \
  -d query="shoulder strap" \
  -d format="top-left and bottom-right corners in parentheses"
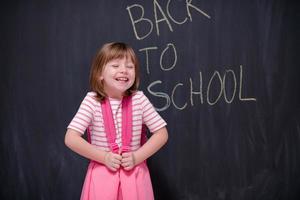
top-left (120, 96), bottom-right (132, 152)
top-left (101, 98), bottom-right (119, 153)
top-left (101, 96), bottom-right (133, 153)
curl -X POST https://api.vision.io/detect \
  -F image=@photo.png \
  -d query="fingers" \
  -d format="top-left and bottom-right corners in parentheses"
top-left (104, 152), bottom-right (122, 171)
top-left (121, 152), bottom-right (135, 171)
top-left (104, 152), bottom-right (137, 171)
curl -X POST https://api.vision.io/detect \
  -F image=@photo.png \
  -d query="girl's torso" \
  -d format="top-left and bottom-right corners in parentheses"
top-left (68, 91), bottom-right (167, 152)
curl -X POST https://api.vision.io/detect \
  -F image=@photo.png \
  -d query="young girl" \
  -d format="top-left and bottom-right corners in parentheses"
top-left (65, 42), bottom-right (168, 200)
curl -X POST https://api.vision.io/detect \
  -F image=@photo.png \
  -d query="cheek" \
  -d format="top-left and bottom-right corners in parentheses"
top-left (131, 70), bottom-right (136, 77)
top-left (99, 71), bottom-right (105, 80)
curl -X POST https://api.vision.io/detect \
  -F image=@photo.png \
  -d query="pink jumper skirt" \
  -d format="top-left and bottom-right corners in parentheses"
top-left (80, 96), bottom-right (154, 200)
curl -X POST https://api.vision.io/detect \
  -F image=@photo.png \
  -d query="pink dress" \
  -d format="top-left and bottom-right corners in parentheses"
top-left (80, 96), bottom-right (154, 200)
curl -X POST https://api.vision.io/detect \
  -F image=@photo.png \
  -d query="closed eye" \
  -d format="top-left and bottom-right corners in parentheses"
top-left (126, 65), bottom-right (134, 69)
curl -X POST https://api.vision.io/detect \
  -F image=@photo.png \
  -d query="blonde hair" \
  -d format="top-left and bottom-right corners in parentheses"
top-left (89, 42), bottom-right (140, 102)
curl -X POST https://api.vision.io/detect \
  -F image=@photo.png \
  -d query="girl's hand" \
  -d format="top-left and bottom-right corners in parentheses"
top-left (104, 152), bottom-right (122, 171)
top-left (121, 152), bottom-right (136, 171)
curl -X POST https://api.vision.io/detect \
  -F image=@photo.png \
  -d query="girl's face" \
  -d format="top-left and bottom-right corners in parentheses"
top-left (100, 57), bottom-right (135, 99)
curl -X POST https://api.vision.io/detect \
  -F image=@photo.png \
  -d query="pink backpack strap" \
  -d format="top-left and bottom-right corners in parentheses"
top-left (101, 96), bottom-right (133, 153)
top-left (120, 96), bottom-right (132, 153)
top-left (140, 124), bottom-right (147, 145)
top-left (101, 98), bottom-right (119, 153)
top-left (86, 126), bottom-right (92, 143)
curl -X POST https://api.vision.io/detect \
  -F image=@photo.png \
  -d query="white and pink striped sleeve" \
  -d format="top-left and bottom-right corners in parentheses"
top-left (140, 92), bottom-right (167, 133)
top-left (67, 92), bottom-right (96, 134)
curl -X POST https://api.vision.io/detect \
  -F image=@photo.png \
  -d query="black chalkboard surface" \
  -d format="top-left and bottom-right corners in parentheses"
top-left (1, 0), bottom-right (299, 199)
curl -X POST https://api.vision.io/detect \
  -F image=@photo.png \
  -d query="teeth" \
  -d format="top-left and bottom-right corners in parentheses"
top-left (116, 77), bottom-right (128, 81)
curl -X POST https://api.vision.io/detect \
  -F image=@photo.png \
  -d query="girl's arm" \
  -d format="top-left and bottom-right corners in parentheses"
top-left (121, 126), bottom-right (168, 170)
top-left (65, 129), bottom-right (122, 171)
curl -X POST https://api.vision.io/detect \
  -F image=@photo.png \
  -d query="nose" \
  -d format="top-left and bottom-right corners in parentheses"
top-left (119, 65), bottom-right (128, 74)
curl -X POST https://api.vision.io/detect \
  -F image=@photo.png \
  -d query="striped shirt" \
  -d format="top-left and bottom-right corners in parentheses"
top-left (67, 91), bottom-right (167, 152)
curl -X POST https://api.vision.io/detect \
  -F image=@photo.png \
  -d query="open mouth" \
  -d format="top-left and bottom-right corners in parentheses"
top-left (116, 77), bottom-right (129, 82)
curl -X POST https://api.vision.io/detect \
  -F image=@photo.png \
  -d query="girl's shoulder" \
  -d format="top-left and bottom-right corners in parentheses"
top-left (132, 91), bottom-right (152, 105)
top-left (86, 91), bottom-right (97, 98)
top-left (132, 90), bottom-right (147, 100)
top-left (83, 91), bottom-right (100, 106)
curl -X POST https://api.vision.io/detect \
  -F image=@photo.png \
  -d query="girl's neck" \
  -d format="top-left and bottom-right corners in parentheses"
top-left (108, 96), bottom-right (123, 101)
top-left (106, 92), bottom-right (124, 100)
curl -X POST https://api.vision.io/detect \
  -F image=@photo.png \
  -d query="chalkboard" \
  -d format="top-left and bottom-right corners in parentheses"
top-left (1, 0), bottom-right (299, 199)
